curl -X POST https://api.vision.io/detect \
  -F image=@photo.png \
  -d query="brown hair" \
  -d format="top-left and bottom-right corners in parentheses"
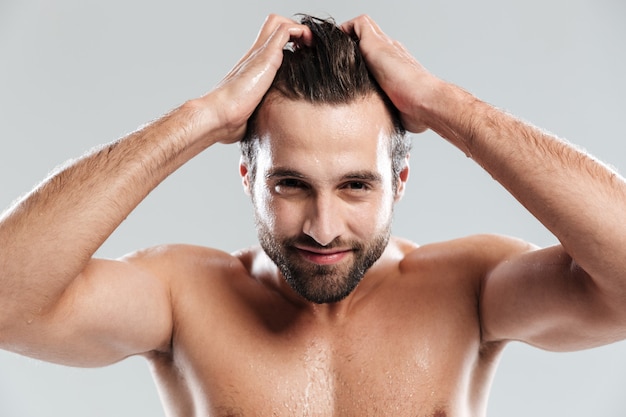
top-left (241, 15), bottom-right (409, 186)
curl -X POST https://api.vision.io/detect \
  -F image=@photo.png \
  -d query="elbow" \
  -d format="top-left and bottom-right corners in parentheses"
top-left (0, 302), bottom-right (46, 353)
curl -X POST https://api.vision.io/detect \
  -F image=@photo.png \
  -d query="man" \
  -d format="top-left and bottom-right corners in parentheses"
top-left (1, 13), bottom-right (625, 417)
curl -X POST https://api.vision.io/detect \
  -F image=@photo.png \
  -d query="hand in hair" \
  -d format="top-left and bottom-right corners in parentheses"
top-left (341, 15), bottom-right (437, 134)
top-left (207, 15), bottom-right (313, 144)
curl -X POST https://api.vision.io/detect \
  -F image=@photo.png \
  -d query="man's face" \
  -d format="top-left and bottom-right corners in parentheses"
top-left (241, 94), bottom-right (407, 304)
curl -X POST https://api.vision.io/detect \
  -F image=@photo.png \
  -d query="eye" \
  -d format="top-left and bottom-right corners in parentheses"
top-left (278, 178), bottom-right (304, 188)
top-left (346, 182), bottom-right (367, 190)
top-left (342, 181), bottom-right (372, 194)
top-left (274, 178), bottom-right (309, 195)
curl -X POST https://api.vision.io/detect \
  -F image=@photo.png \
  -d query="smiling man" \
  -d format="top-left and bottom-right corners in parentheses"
top-left (1, 14), bottom-right (626, 417)
top-left (245, 95), bottom-right (401, 305)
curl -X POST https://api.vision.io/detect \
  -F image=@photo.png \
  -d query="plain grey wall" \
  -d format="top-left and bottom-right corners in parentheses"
top-left (1, 0), bottom-right (625, 415)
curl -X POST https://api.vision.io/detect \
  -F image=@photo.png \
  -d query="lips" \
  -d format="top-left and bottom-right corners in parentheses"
top-left (294, 247), bottom-right (352, 265)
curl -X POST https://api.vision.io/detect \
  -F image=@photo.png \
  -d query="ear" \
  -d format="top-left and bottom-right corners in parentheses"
top-left (394, 156), bottom-right (410, 202)
top-left (239, 157), bottom-right (252, 196)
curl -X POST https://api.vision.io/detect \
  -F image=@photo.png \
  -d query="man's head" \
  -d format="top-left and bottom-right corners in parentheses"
top-left (239, 15), bottom-right (411, 304)
top-left (241, 15), bottom-right (410, 189)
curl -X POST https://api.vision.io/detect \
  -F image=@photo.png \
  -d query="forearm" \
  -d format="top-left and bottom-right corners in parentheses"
top-left (0, 98), bottom-right (219, 323)
top-left (423, 80), bottom-right (626, 287)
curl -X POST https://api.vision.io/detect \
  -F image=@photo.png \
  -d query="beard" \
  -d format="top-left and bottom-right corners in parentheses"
top-left (255, 219), bottom-right (391, 304)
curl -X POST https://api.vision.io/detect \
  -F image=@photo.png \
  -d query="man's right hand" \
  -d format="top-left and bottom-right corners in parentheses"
top-left (0, 14), bottom-right (310, 366)
top-left (198, 14), bottom-right (312, 145)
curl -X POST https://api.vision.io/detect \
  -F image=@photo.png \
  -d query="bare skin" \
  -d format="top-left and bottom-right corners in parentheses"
top-left (2, 14), bottom-right (626, 417)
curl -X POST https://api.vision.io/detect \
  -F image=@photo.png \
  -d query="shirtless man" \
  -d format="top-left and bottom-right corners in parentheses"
top-left (1, 13), bottom-right (626, 417)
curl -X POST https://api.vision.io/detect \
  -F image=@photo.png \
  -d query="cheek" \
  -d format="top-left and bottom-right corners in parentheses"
top-left (348, 198), bottom-right (394, 236)
top-left (253, 188), bottom-right (300, 235)
top-left (267, 203), bottom-right (298, 234)
top-left (252, 183), bottom-right (275, 225)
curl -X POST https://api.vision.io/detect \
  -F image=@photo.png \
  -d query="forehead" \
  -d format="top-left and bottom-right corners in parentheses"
top-left (253, 95), bottom-right (395, 177)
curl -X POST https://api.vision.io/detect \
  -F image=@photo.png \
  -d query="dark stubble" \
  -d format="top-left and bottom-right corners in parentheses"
top-left (256, 219), bottom-right (391, 304)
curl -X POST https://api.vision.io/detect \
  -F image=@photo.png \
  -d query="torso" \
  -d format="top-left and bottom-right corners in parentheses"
top-left (145, 236), bottom-right (511, 417)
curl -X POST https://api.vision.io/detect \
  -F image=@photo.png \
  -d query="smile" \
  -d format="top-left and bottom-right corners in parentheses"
top-left (294, 247), bottom-right (353, 265)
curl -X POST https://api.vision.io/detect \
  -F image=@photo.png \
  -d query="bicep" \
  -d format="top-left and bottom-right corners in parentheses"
top-left (7, 255), bottom-right (173, 367)
top-left (480, 244), bottom-right (624, 351)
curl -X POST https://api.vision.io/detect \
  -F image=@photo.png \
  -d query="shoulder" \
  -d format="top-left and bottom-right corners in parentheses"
top-left (122, 244), bottom-right (269, 312)
top-left (122, 243), bottom-right (236, 265)
top-left (384, 235), bottom-right (538, 336)
top-left (398, 234), bottom-right (536, 278)
top-left (120, 243), bottom-right (250, 285)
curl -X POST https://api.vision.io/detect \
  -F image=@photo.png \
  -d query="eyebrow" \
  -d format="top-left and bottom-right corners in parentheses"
top-left (265, 168), bottom-right (307, 180)
top-left (265, 168), bottom-right (383, 183)
top-left (343, 171), bottom-right (383, 183)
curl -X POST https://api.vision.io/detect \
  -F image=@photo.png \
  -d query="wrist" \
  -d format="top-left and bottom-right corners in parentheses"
top-left (178, 97), bottom-right (225, 148)
top-left (183, 90), bottom-right (249, 146)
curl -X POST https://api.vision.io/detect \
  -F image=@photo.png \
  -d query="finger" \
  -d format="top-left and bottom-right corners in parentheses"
top-left (232, 22), bottom-right (310, 76)
top-left (288, 25), bottom-right (313, 48)
top-left (240, 15), bottom-right (309, 64)
top-left (267, 24), bottom-right (313, 52)
top-left (224, 17), bottom-right (311, 84)
top-left (340, 14), bottom-right (384, 41)
top-left (217, 20), bottom-right (312, 97)
top-left (252, 15), bottom-right (298, 48)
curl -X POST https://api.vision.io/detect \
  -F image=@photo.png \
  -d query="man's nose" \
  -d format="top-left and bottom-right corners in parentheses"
top-left (302, 193), bottom-right (345, 247)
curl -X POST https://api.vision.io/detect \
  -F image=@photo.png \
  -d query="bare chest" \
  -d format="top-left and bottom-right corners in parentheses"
top-left (151, 303), bottom-right (493, 417)
top-left (152, 250), bottom-right (499, 417)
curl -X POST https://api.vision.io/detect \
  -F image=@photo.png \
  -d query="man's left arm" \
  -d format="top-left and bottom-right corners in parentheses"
top-left (344, 15), bottom-right (626, 351)
top-left (431, 90), bottom-right (626, 350)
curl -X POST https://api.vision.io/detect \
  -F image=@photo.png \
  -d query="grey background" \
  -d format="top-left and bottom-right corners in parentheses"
top-left (1, 0), bottom-right (625, 415)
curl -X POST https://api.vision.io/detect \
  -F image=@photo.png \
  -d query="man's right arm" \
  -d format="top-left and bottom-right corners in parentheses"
top-left (0, 101), bottom-right (212, 365)
top-left (0, 15), bottom-right (311, 366)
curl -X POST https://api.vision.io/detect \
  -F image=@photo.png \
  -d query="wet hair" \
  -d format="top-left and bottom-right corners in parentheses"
top-left (240, 15), bottom-right (410, 187)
